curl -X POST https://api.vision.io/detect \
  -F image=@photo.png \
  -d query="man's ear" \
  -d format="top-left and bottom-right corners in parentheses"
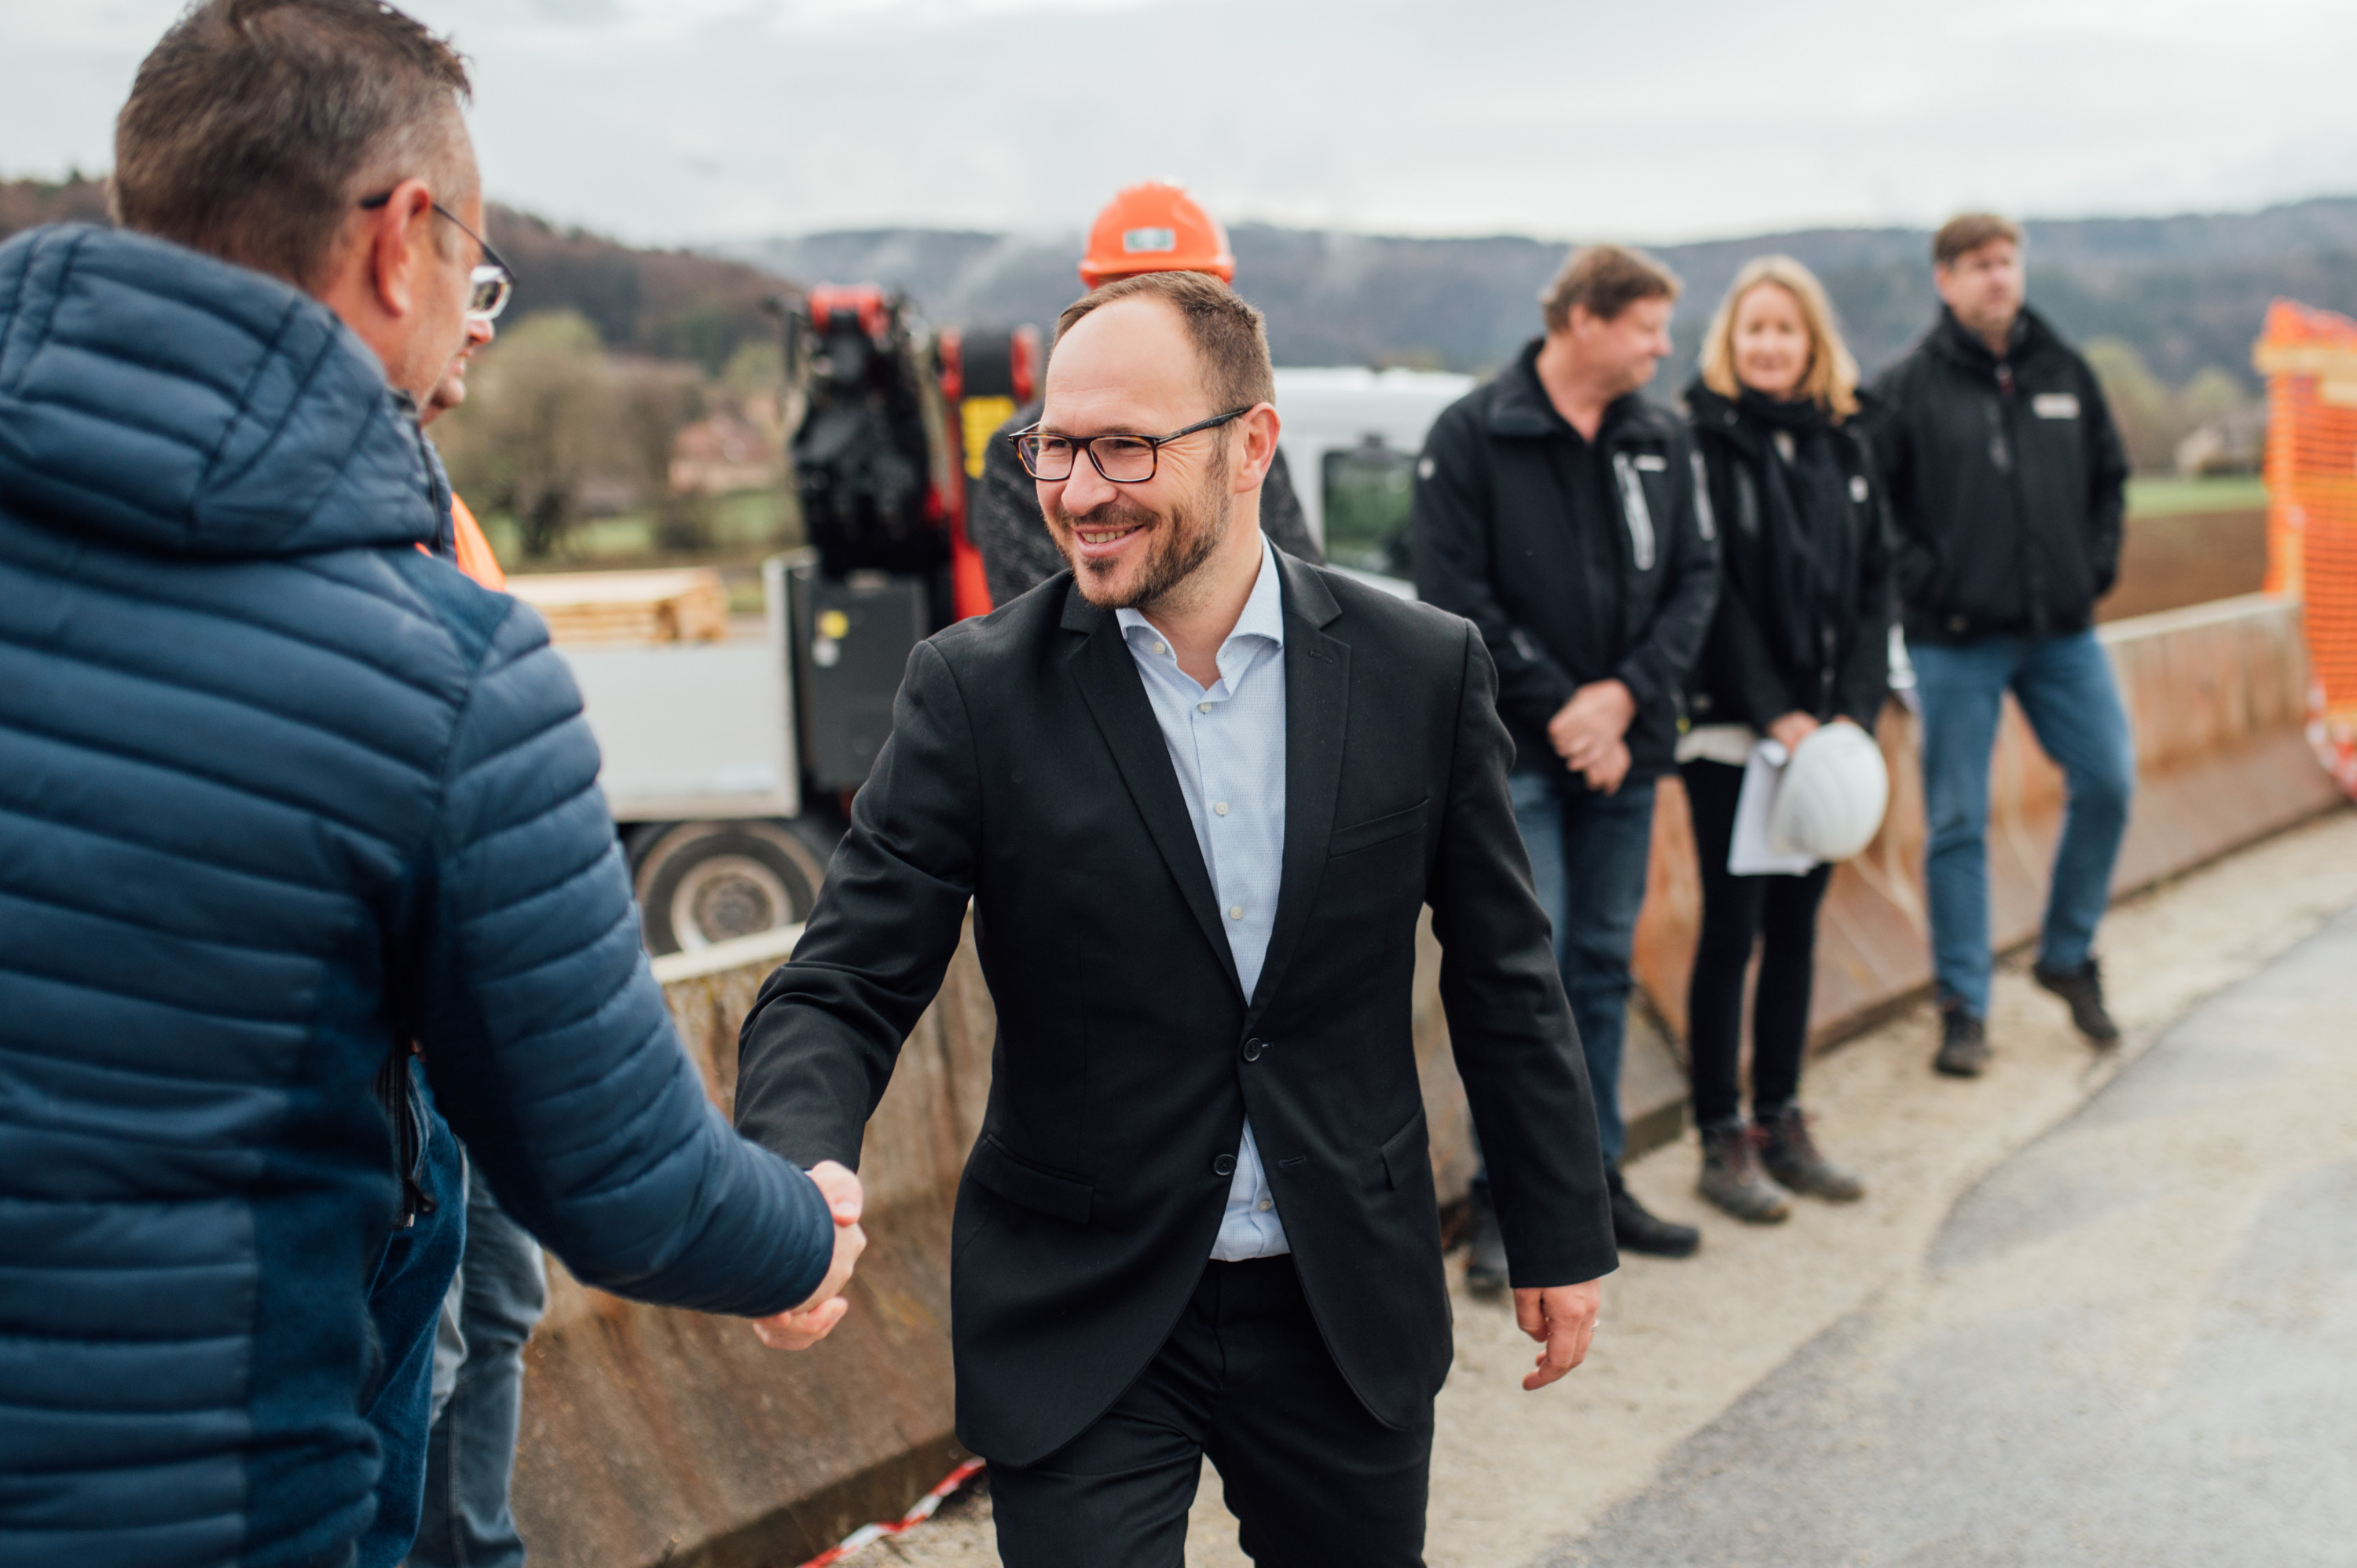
top-left (367, 178), bottom-right (437, 321)
top-left (1233, 402), bottom-right (1282, 494)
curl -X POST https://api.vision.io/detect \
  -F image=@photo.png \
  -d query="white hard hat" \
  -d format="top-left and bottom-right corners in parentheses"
top-left (1770, 722), bottom-right (1890, 863)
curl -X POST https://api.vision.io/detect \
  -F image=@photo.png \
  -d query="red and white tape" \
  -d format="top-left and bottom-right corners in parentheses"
top-left (796, 1457), bottom-right (988, 1567)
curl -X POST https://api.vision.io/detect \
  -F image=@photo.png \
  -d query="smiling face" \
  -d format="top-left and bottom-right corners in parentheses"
top-left (1568, 295), bottom-right (1676, 401)
top-left (1035, 295), bottom-right (1241, 612)
top-left (1730, 280), bottom-right (1812, 401)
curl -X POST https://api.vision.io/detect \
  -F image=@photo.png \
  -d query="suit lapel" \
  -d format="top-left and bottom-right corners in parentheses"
top-left (1248, 556), bottom-right (1348, 1017)
top-left (1062, 589), bottom-right (1241, 994)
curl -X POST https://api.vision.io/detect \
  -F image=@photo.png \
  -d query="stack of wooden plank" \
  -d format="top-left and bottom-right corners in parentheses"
top-left (506, 568), bottom-right (731, 645)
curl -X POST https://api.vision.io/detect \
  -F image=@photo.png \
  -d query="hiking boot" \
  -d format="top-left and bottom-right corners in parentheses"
top-left (1934, 1003), bottom-right (1990, 1078)
top-left (1697, 1122), bottom-right (1791, 1224)
top-left (2034, 958), bottom-right (2121, 1046)
top-left (1757, 1105), bottom-right (1864, 1203)
top-left (1609, 1167), bottom-right (1701, 1258)
top-left (1464, 1182), bottom-right (1509, 1298)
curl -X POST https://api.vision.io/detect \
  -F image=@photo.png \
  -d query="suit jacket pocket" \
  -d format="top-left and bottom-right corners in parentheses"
top-left (1328, 797), bottom-right (1429, 859)
top-left (1378, 1107), bottom-right (1431, 1191)
top-left (969, 1133), bottom-right (1094, 1224)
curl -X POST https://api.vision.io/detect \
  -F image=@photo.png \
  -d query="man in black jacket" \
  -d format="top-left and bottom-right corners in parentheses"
top-left (736, 271), bottom-right (1615, 1566)
top-left (1413, 245), bottom-right (1719, 1266)
top-left (968, 182), bottom-right (1320, 607)
top-left (1871, 214), bottom-right (2135, 1076)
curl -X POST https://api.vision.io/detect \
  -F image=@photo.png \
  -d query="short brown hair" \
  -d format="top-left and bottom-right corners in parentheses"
top-left (113, 0), bottom-right (473, 288)
top-left (1541, 244), bottom-right (1681, 332)
top-left (1053, 270), bottom-right (1276, 416)
top-left (1933, 213), bottom-right (2022, 269)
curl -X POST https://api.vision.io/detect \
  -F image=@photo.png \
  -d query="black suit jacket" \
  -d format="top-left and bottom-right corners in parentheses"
top-left (735, 551), bottom-right (1618, 1464)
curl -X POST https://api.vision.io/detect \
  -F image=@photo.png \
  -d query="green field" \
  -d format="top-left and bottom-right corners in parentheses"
top-left (482, 490), bottom-right (797, 565)
top-left (2124, 474), bottom-right (2267, 517)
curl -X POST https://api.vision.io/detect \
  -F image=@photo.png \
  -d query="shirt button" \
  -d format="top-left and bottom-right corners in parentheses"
top-left (1154, 641), bottom-right (1168, 655)
top-left (1198, 701), bottom-right (1211, 713)
top-left (1257, 1199), bottom-right (1274, 1212)
top-left (1212, 1153), bottom-right (1237, 1178)
top-left (1228, 904), bottom-right (1244, 920)
top-left (1213, 801), bottom-right (1229, 816)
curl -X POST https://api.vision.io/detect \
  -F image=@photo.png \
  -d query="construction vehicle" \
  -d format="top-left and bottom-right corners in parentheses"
top-left (543, 288), bottom-right (1041, 954)
top-left (552, 285), bottom-right (1473, 954)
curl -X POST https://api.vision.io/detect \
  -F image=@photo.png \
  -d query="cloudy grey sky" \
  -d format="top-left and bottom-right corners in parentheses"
top-left (5, 0), bottom-right (2352, 245)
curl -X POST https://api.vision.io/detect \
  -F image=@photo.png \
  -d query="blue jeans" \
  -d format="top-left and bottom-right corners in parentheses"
top-left (361, 1064), bottom-right (468, 1568)
top-left (1912, 629), bottom-right (2135, 1017)
top-left (1507, 770), bottom-right (1659, 1168)
top-left (412, 1161), bottom-right (548, 1568)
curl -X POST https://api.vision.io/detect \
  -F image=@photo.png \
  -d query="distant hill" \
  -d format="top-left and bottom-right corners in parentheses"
top-left (727, 196), bottom-right (2357, 393)
top-left (0, 175), bottom-right (111, 236)
top-left (15, 174), bottom-right (2351, 397)
top-left (0, 178), bottom-right (791, 371)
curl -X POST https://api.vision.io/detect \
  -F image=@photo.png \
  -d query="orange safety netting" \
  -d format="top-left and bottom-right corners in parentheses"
top-left (2255, 299), bottom-right (2357, 797)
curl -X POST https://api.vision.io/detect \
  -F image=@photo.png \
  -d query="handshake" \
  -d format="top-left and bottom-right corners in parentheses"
top-left (751, 1160), bottom-right (868, 1351)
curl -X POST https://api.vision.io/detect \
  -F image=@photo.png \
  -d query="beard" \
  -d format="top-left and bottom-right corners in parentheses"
top-left (1052, 478), bottom-right (1233, 614)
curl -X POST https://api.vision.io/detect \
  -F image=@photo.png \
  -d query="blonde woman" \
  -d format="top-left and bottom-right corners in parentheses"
top-left (1679, 257), bottom-right (1893, 1222)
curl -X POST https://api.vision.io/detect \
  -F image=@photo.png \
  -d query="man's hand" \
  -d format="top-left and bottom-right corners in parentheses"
top-left (1514, 1280), bottom-right (1602, 1391)
top-left (1548, 680), bottom-right (1637, 775)
top-left (1766, 710), bottom-right (1820, 754)
top-left (1577, 738), bottom-right (1631, 796)
top-left (750, 1160), bottom-right (865, 1351)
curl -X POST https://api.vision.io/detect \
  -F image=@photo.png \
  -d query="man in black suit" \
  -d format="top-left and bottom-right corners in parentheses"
top-left (736, 270), bottom-right (1616, 1566)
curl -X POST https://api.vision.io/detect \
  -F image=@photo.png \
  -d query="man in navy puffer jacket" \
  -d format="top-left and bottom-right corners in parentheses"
top-left (0, 5), bottom-right (854, 1565)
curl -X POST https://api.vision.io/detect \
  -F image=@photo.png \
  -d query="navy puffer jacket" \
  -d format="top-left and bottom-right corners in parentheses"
top-left (0, 226), bottom-right (834, 1567)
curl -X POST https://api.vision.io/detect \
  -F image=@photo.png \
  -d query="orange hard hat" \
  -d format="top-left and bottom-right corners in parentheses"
top-left (1079, 182), bottom-right (1236, 290)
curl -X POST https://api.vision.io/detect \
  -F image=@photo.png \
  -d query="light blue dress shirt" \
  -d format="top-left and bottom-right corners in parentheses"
top-left (1115, 533), bottom-right (1292, 1261)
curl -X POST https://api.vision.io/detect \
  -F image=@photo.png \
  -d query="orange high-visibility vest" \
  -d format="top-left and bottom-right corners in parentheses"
top-left (417, 492), bottom-right (507, 591)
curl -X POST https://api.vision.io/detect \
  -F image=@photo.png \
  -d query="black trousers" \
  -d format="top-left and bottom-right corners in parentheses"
top-left (1682, 760), bottom-right (1835, 1127)
top-left (989, 1257), bottom-right (1431, 1568)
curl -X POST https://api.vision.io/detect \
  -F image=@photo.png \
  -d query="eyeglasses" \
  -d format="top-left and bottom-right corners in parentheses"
top-left (1013, 407), bottom-right (1253, 483)
top-left (359, 191), bottom-right (515, 321)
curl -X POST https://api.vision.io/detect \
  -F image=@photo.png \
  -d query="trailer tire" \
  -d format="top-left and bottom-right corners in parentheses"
top-left (632, 819), bottom-right (828, 957)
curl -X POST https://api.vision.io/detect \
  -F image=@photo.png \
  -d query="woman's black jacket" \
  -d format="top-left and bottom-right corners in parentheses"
top-left (1682, 381), bottom-right (1893, 733)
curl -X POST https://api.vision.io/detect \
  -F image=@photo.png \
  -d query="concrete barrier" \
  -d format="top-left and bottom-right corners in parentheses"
top-left (510, 592), bottom-right (2340, 1568)
top-left (1630, 593), bottom-right (2341, 1050)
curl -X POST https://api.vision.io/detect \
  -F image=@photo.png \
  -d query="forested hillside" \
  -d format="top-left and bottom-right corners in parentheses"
top-left (0, 178), bottom-right (789, 371)
top-left (733, 197), bottom-right (2357, 392)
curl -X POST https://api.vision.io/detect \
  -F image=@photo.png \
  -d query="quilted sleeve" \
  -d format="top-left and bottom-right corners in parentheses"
top-left (409, 601), bottom-right (834, 1317)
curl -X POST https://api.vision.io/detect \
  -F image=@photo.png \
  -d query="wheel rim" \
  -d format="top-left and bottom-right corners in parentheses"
top-left (669, 853), bottom-right (794, 951)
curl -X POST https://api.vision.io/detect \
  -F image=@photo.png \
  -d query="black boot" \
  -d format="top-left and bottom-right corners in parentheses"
top-left (2033, 957), bottom-right (2121, 1045)
top-left (1698, 1119), bottom-right (1790, 1223)
top-left (1608, 1167), bottom-right (1699, 1258)
top-left (1934, 1001), bottom-right (1990, 1078)
top-left (1757, 1105), bottom-right (1864, 1202)
top-left (1464, 1181), bottom-right (1508, 1298)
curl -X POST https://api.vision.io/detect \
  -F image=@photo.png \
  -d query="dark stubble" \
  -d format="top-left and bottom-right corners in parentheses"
top-left (1053, 463), bottom-right (1233, 614)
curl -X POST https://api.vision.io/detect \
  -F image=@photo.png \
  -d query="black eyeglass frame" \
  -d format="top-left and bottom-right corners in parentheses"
top-left (358, 189), bottom-right (514, 321)
top-left (1012, 405), bottom-right (1255, 483)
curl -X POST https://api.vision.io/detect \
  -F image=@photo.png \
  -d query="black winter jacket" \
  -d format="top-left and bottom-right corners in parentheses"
top-left (970, 397), bottom-right (1320, 608)
top-left (1869, 306), bottom-right (2128, 644)
top-left (1410, 342), bottom-right (1719, 780)
top-left (1683, 382), bottom-right (1893, 731)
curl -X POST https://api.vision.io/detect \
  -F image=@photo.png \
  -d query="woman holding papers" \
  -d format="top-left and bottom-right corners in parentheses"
top-left (1679, 257), bottom-right (1894, 1223)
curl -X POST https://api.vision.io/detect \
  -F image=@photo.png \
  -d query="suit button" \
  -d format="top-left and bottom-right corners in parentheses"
top-left (1212, 1153), bottom-right (1237, 1178)
top-left (1241, 1038), bottom-right (1265, 1062)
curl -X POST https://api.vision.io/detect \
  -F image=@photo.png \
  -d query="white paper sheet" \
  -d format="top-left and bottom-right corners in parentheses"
top-left (1728, 738), bottom-right (1818, 877)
